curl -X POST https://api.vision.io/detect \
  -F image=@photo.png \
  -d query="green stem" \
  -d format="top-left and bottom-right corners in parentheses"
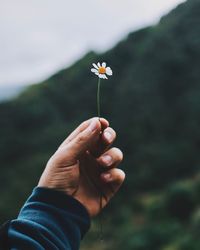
top-left (97, 77), bottom-right (104, 241)
top-left (97, 78), bottom-right (101, 118)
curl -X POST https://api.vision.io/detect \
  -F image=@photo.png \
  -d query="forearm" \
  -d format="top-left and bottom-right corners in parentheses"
top-left (0, 187), bottom-right (90, 250)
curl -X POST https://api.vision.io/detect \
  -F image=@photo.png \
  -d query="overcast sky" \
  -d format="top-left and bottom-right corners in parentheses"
top-left (0, 0), bottom-right (186, 87)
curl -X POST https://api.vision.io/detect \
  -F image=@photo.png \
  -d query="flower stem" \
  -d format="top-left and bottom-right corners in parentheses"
top-left (97, 77), bottom-right (104, 241)
top-left (97, 78), bottom-right (101, 118)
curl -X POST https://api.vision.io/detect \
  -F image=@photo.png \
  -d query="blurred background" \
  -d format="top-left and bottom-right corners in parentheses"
top-left (2, 0), bottom-right (200, 249)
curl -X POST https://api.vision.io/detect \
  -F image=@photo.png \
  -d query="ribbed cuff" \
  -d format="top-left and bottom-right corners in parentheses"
top-left (25, 187), bottom-right (91, 237)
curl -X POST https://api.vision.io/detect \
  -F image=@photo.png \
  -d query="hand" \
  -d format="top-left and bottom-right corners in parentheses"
top-left (38, 117), bottom-right (125, 217)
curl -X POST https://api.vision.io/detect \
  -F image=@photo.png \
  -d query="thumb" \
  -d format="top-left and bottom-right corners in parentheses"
top-left (58, 118), bottom-right (101, 163)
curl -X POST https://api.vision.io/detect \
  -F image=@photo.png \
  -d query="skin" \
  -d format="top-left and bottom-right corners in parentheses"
top-left (38, 117), bottom-right (125, 217)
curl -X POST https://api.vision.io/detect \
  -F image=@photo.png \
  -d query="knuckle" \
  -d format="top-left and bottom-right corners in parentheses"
top-left (80, 120), bottom-right (90, 131)
top-left (81, 120), bottom-right (88, 127)
top-left (77, 134), bottom-right (85, 144)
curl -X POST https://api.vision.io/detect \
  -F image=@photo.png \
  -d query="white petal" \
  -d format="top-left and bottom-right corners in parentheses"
top-left (102, 62), bottom-right (106, 68)
top-left (106, 67), bottom-right (113, 76)
top-left (95, 72), bottom-right (99, 76)
top-left (97, 62), bottom-right (101, 67)
top-left (92, 63), bottom-right (98, 70)
top-left (102, 74), bottom-right (108, 79)
top-left (99, 74), bottom-right (104, 79)
top-left (91, 68), bottom-right (98, 73)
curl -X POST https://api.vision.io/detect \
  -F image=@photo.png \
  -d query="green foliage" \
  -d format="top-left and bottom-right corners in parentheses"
top-left (165, 184), bottom-right (196, 221)
top-left (1, 0), bottom-right (200, 249)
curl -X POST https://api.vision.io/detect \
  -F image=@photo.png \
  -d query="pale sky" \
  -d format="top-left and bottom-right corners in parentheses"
top-left (0, 0), bottom-right (186, 86)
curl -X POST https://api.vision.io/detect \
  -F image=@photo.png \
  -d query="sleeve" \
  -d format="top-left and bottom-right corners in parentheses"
top-left (0, 187), bottom-right (91, 250)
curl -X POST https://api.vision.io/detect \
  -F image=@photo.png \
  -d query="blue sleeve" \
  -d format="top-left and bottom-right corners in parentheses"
top-left (0, 187), bottom-right (91, 250)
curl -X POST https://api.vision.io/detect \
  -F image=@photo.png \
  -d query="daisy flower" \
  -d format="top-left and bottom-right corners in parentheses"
top-left (91, 61), bottom-right (113, 119)
top-left (90, 61), bottom-right (113, 239)
top-left (91, 62), bottom-right (113, 80)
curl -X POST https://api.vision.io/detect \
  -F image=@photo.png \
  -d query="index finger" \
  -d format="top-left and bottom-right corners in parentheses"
top-left (59, 117), bottom-right (109, 149)
top-left (88, 126), bottom-right (116, 157)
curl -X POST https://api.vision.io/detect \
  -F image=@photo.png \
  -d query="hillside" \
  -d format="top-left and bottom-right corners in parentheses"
top-left (1, 0), bottom-right (200, 249)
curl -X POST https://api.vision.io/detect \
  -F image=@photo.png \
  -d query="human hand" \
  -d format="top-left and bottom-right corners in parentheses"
top-left (38, 117), bottom-right (125, 217)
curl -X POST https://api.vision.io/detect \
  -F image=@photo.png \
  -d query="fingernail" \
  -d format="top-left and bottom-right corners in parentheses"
top-left (88, 119), bottom-right (98, 132)
top-left (104, 131), bottom-right (112, 142)
top-left (102, 173), bottom-right (111, 181)
top-left (102, 155), bottom-right (113, 166)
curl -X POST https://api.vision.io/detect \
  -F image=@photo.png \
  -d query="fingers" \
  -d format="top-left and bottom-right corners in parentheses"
top-left (97, 147), bottom-right (124, 202)
top-left (97, 147), bottom-right (123, 168)
top-left (59, 117), bottom-right (109, 149)
top-left (102, 127), bottom-right (116, 145)
top-left (101, 168), bottom-right (126, 199)
top-left (57, 118), bottom-right (102, 163)
top-left (59, 116), bottom-right (116, 160)
top-left (101, 168), bottom-right (125, 184)
top-left (89, 127), bottom-right (117, 157)
top-left (97, 147), bottom-right (124, 201)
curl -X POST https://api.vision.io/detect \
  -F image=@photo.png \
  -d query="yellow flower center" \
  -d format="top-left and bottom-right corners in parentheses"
top-left (98, 67), bottom-right (106, 74)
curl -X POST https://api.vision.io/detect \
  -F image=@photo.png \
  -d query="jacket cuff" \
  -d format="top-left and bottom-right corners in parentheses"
top-left (19, 187), bottom-right (91, 238)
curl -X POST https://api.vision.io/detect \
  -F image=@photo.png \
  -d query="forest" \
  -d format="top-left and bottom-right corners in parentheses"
top-left (1, 0), bottom-right (200, 249)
